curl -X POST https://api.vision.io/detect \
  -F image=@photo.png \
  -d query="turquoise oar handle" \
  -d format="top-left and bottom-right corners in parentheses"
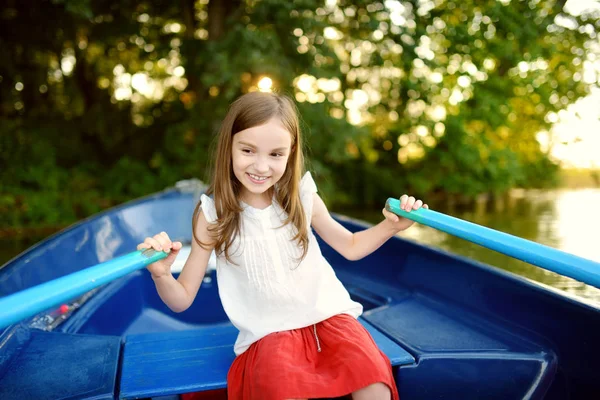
top-left (0, 249), bottom-right (168, 330)
top-left (386, 198), bottom-right (600, 289)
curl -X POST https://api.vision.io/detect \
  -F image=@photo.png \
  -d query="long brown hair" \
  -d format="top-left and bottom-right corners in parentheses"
top-left (192, 92), bottom-right (308, 263)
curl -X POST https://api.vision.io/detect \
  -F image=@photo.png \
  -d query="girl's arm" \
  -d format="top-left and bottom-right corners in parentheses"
top-left (310, 193), bottom-right (426, 261)
top-left (140, 212), bottom-right (215, 312)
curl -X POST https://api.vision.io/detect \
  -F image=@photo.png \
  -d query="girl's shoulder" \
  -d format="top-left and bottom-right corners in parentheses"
top-left (300, 171), bottom-right (318, 196)
top-left (299, 171), bottom-right (318, 221)
top-left (199, 194), bottom-right (218, 223)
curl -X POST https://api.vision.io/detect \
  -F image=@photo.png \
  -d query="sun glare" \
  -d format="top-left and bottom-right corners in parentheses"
top-left (549, 87), bottom-right (600, 169)
top-left (257, 76), bottom-right (273, 92)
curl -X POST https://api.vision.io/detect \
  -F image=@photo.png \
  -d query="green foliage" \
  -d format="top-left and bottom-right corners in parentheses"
top-left (1, 0), bottom-right (597, 232)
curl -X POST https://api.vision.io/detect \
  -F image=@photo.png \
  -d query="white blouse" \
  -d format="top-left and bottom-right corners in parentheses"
top-left (200, 172), bottom-right (363, 355)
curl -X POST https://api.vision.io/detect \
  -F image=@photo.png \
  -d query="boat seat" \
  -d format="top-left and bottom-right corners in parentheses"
top-left (0, 326), bottom-right (120, 400)
top-left (335, 270), bottom-right (559, 398)
top-left (363, 297), bottom-right (558, 399)
top-left (119, 317), bottom-right (415, 399)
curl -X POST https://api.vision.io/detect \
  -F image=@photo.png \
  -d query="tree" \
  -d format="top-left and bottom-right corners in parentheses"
top-left (1, 0), bottom-right (597, 230)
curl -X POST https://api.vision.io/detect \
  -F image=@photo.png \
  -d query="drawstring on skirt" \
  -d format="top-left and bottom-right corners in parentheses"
top-left (312, 324), bottom-right (322, 352)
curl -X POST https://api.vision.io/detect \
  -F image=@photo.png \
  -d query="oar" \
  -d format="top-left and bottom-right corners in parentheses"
top-left (386, 198), bottom-right (600, 289)
top-left (0, 249), bottom-right (167, 330)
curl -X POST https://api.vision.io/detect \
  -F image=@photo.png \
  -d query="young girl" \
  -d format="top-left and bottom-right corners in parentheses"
top-left (138, 92), bottom-right (427, 400)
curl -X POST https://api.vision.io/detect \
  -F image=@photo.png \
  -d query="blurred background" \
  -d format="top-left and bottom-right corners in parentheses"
top-left (1, 0), bottom-right (599, 304)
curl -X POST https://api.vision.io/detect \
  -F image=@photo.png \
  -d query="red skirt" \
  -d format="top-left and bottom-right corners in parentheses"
top-left (227, 314), bottom-right (400, 400)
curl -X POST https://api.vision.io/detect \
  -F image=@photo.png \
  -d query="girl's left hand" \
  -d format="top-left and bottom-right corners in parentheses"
top-left (382, 194), bottom-right (428, 231)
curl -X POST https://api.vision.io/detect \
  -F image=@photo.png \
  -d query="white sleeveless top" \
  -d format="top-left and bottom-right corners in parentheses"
top-left (200, 172), bottom-right (363, 355)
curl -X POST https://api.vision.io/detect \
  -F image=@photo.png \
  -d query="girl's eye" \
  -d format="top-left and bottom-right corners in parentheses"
top-left (271, 153), bottom-right (283, 157)
top-left (242, 148), bottom-right (253, 154)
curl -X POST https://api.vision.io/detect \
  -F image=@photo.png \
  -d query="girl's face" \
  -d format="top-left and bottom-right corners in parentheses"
top-left (232, 118), bottom-right (293, 204)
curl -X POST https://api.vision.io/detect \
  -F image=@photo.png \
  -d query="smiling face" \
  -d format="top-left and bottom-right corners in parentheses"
top-left (231, 117), bottom-right (293, 206)
top-left (195, 92), bottom-right (309, 264)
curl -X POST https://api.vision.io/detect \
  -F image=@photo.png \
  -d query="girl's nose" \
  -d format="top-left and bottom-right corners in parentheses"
top-left (254, 156), bottom-right (269, 173)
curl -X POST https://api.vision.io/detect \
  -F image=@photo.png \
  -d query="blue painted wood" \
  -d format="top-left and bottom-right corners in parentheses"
top-left (358, 318), bottom-right (415, 366)
top-left (119, 323), bottom-right (237, 398)
top-left (338, 267), bottom-right (559, 399)
top-left (386, 197), bottom-right (600, 288)
top-left (0, 326), bottom-right (120, 400)
top-left (0, 249), bottom-right (167, 330)
top-left (397, 355), bottom-right (556, 400)
top-left (119, 319), bottom-right (414, 399)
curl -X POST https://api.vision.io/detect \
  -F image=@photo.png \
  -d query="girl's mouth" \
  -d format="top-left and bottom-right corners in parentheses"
top-left (247, 173), bottom-right (269, 184)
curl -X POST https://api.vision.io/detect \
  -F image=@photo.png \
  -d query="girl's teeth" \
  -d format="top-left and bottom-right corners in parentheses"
top-left (249, 174), bottom-right (267, 181)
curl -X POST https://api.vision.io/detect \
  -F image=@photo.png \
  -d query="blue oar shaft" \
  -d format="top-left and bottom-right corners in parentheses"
top-left (386, 198), bottom-right (600, 289)
top-left (0, 249), bottom-right (167, 330)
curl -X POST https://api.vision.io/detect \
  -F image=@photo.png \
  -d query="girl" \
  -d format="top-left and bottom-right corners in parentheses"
top-left (138, 92), bottom-right (427, 400)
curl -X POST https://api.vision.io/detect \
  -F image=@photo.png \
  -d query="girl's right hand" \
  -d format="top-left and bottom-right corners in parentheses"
top-left (137, 232), bottom-right (183, 279)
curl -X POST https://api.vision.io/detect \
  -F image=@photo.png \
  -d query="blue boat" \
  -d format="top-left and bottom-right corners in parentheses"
top-left (1, 181), bottom-right (599, 399)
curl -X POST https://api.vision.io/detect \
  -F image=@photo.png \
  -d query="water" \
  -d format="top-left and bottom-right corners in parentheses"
top-left (345, 188), bottom-right (600, 308)
top-left (2, 189), bottom-right (600, 306)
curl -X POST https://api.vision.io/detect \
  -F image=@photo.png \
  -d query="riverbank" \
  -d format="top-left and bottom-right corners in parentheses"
top-left (559, 168), bottom-right (600, 188)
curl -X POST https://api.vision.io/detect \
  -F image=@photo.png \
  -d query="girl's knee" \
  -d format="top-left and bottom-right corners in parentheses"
top-left (352, 382), bottom-right (391, 400)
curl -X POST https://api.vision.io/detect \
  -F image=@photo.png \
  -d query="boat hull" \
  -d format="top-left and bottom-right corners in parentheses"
top-left (1, 188), bottom-right (598, 399)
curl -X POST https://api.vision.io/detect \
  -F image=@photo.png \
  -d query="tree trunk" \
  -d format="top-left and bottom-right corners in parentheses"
top-left (181, 0), bottom-right (201, 96)
top-left (208, 0), bottom-right (241, 41)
